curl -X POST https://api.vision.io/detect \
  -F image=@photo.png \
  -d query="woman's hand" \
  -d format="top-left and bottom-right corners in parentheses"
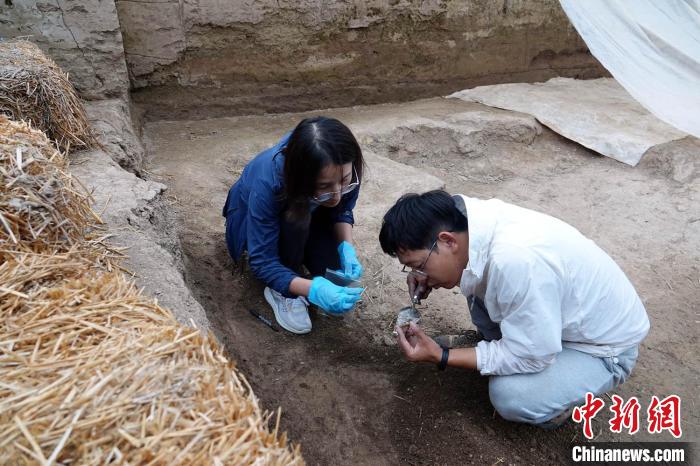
top-left (338, 241), bottom-right (363, 280)
top-left (395, 322), bottom-right (442, 364)
top-left (308, 276), bottom-right (363, 313)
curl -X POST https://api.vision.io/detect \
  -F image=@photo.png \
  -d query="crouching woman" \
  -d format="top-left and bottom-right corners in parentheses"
top-left (223, 116), bottom-right (365, 334)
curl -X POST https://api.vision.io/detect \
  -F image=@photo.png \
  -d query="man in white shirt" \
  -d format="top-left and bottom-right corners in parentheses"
top-left (379, 190), bottom-right (650, 426)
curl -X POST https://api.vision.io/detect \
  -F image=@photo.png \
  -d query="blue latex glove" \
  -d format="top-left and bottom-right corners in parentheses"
top-left (337, 241), bottom-right (363, 280)
top-left (308, 277), bottom-right (364, 314)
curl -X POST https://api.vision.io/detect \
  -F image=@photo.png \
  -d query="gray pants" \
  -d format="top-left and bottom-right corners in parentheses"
top-left (468, 296), bottom-right (639, 426)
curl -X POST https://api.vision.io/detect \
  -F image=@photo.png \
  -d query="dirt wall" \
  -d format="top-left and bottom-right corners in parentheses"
top-left (118, 0), bottom-right (607, 119)
top-left (0, 0), bottom-right (129, 99)
top-left (2, 1), bottom-right (606, 119)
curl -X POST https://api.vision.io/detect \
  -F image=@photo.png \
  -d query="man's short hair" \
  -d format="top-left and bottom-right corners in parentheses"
top-left (379, 190), bottom-right (468, 257)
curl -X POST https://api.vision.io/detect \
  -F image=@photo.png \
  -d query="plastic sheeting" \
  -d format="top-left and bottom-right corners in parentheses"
top-left (448, 78), bottom-right (687, 166)
top-left (560, 0), bottom-right (700, 139)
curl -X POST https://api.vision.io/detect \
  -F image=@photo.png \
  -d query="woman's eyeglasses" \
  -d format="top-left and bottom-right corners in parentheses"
top-left (312, 166), bottom-right (359, 203)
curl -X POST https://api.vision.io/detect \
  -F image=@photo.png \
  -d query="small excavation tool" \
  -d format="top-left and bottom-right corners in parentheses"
top-left (324, 268), bottom-right (361, 288)
top-left (411, 281), bottom-right (427, 307)
top-left (322, 268), bottom-right (363, 314)
top-left (249, 308), bottom-right (279, 332)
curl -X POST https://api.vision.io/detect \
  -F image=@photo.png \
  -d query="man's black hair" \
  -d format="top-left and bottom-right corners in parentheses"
top-left (379, 190), bottom-right (468, 257)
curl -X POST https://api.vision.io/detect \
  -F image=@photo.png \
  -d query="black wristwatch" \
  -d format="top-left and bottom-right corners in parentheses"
top-left (437, 346), bottom-right (450, 371)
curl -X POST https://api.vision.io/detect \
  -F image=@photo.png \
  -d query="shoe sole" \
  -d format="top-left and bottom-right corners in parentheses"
top-left (264, 288), bottom-right (311, 335)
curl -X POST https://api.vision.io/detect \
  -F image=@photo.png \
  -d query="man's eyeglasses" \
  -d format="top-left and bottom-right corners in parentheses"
top-left (401, 240), bottom-right (437, 280)
top-left (312, 166), bottom-right (359, 203)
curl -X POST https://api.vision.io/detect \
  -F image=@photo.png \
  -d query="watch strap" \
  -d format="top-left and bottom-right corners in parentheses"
top-left (438, 346), bottom-right (449, 371)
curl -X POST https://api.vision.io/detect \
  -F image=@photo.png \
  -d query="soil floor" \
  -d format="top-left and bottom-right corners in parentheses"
top-left (143, 98), bottom-right (699, 465)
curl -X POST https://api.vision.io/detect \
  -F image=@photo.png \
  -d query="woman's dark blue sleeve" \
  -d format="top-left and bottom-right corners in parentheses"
top-left (246, 179), bottom-right (298, 296)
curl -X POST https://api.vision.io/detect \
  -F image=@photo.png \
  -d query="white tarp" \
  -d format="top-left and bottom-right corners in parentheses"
top-left (448, 78), bottom-right (687, 166)
top-left (560, 0), bottom-right (700, 139)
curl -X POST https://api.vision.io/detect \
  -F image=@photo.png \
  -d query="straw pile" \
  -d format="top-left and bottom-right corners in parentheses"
top-left (0, 41), bottom-right (96, 153)
top-left (0, 118), bottom-right (303, 464)
top-left (0, 115), bottom-right (94, 256)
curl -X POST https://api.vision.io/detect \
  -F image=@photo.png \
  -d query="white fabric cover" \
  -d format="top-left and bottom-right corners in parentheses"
top-left (448, 78), bottom-right (686, 166)
top-left (560, 0), bottom-right (700, 139)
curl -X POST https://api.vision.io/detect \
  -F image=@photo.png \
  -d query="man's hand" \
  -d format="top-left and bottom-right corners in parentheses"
top-left (395, 322), bottom-right (442, 364)
top-left (407, 273), bottom-right (432, 302)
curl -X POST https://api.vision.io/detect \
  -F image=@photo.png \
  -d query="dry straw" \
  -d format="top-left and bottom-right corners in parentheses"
top-left (0, 115), bottom-right (96, 258)
top-left (0, 40), bottom-right (96, 153)
top-left (0, 110), bottom-right (302, 463)
top-left (0, 251), bottom-right (302, 465)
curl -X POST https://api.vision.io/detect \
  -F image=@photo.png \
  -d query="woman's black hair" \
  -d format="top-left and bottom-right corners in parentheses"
top-left (379, 190), bottom-right (468, 256)
top-left (282, 116), bottom-right (364, 222)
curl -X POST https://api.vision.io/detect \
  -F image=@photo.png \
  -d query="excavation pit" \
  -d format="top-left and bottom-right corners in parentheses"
top-left (143, 97), bottom-right (700, 464)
